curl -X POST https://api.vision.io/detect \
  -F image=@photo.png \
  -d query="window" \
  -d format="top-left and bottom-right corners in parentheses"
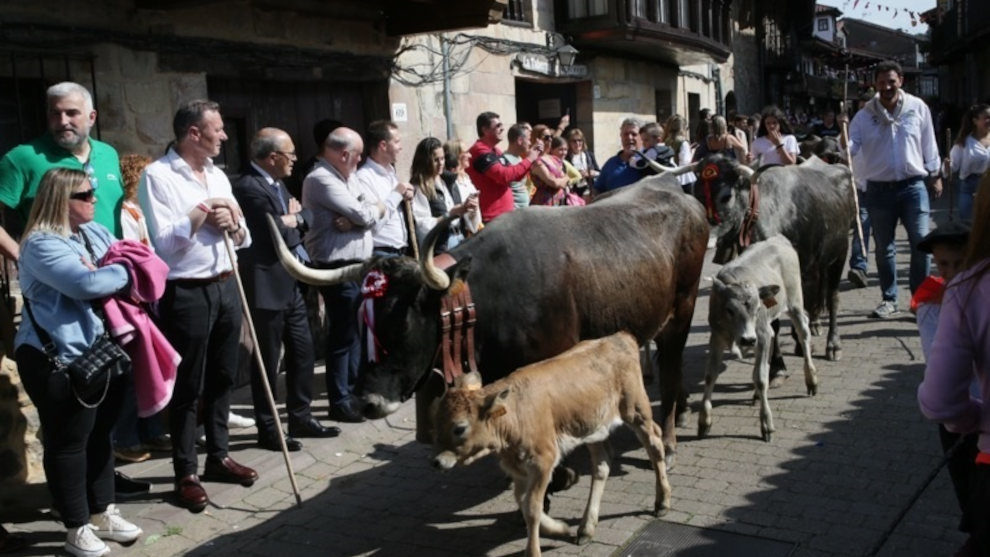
top-left (505, 0), bottom-right (527, 22)
top-left (817, 18), bottom-right (829, 31)
top-left (567, 0), bottom-right (608, 19)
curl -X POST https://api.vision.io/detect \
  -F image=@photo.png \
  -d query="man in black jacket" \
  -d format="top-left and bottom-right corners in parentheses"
top-left (233, 127), bottom-right (340, 452)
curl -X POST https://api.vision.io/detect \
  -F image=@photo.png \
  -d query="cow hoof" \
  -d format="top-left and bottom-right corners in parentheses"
top-left (826, 346), bottom-right (842, 361)
top-left (769, 372), bottom-right (789, 389)
top-left (762, 429), bottom-right (773, 443)
top-left (698, 421), bottom-right (711, 438)
top-left (807, 383), bottom-right (818, 396)
top-left (675, 412), bottom-right (689, 428)
top-left (664, 451), bottom-right (676, 471)
top-left (653, 504), bottom-right (669, 518)
top-left (810, 320), bottom-right (822, 336)
top-left (548, 466), bottom-right (579, 495)
top-left (576, 532), bottom-right (593, 545)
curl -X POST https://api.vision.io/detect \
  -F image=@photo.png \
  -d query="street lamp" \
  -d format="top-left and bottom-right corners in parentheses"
top-left (546, 32), bottom-right (579, 70)
top-left (556, 44), bottom-right (579, 68)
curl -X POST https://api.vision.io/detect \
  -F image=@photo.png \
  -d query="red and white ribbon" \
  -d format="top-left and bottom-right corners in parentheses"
top-left (359, 270), bottom-right (389, 363)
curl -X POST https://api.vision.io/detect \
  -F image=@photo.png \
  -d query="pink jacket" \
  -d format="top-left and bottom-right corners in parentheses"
top-left (101, 240), bottom-right (180, 417)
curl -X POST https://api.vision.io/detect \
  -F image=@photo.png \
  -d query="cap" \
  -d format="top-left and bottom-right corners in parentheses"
top-left (917, 220), bottom-right (970, 253)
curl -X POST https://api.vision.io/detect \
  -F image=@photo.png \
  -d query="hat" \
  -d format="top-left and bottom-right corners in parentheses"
top-left (917, 220), bottom-right (970, 253)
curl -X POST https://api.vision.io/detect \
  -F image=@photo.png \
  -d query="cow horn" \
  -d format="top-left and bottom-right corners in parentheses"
top-left (266, 214), bottom-right (364, 285)
top-left (669, 162), bottom-right (699, 176)
top-left (736, 164), bottom-right (755, 179)
top-left (418, 215), bottom-right (453, 290)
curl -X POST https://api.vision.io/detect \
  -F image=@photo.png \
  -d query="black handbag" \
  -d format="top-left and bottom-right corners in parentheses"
top-left (22, 229), bottom-right (130, 407)
top-left (24, 298), bottom-right (129, 407)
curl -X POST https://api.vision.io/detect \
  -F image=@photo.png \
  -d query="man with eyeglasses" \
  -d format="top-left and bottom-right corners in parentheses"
top-left (0, 82), bottom-right (125, 259)
top-left (232, 127), bottom-right (341, 454)
top-left (466, 111), bottom-right (541, 223)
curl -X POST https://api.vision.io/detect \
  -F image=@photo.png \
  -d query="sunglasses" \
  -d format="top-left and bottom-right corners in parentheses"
top-left (70, 189), bottom-right (96, 202)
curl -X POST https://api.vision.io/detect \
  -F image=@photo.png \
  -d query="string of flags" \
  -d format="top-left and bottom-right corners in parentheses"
top-left (839, 0), bottom-right (927, 26)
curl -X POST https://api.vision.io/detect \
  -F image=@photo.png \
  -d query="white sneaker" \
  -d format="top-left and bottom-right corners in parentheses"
top-left (227, 411), bottom-right (256, 429)
top-left (90, 504), bottom-right (142, 545)
top-left (66, 524), bottom-right (110, 557)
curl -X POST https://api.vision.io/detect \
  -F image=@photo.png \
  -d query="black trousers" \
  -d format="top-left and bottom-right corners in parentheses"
top-left (17, 345), bottom-right (125, 528)
top-left (249, 286), bottom-right (316, 438)
top-left (158, 278), bottom-right (242, 478)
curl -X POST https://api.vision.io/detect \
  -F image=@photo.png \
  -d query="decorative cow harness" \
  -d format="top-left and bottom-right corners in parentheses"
top-left (359, 253), bottom-right (479, 400)
top-left (432, 252), bottom-right (478, 385)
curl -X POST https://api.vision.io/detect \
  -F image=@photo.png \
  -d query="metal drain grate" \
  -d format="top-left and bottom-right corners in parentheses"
top-left (616, 521), bottom-right (797, 557)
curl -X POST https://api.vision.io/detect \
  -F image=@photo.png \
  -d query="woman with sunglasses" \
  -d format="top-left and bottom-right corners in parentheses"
top-left (565, 128), bottom-right (599, 198)
top-left (15, 167), bottom-right (143, 557)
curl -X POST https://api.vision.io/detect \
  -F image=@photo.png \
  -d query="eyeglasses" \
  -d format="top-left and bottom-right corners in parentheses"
top-left (543, 135), bottom-right (552, 141)
top-left (275, 150), bottom-right (297, 161)
top-left (70, 189), bottom-right (96, 202)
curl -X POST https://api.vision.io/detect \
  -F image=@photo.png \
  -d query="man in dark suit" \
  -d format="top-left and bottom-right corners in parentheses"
top-left (233, 127), bottom-right (340, 451)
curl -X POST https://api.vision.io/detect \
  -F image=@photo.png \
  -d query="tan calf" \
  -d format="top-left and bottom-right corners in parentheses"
top-left (432, 332), bottom-right (671, 557)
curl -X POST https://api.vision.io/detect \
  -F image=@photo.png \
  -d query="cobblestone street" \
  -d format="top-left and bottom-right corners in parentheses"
top-left (2, 203), bottom-right (967, 557)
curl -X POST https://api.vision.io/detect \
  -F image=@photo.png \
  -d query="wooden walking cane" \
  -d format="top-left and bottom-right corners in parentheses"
top-left (404, 199), bottom-right (419, 260)
top-left (840, 100), bottom-right (867, 260)
top-left (222, 230), bottom-right (303, 507)
top-left (945, 128), bottom-right (955, 219)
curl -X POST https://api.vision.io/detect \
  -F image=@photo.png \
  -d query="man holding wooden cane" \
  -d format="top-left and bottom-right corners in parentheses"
top-left (840, 60), bottom-right (942, 320)
top-left (140, 100), bottom-right (257, 512)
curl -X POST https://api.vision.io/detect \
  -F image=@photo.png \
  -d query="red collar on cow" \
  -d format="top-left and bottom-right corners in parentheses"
top-left (699, 163), bottom-right (722, 225)
top-left (738, 179), bottom-right (760, 249)
top-left (438, 278), bottom-right (479, 385)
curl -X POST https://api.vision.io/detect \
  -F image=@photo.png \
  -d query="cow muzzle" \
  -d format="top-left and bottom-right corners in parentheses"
top-left (432, 451), bottom-right (459, 470)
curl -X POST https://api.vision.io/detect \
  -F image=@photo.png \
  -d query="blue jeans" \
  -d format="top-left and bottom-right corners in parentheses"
top-left (958, 173), bottom-right (980, 222)
top-left (320, 280), bottom-right (361, 409)
top-left (849, 189), bottom-right (872, 272)
top-left (866, 177), bottom-right (931, 303)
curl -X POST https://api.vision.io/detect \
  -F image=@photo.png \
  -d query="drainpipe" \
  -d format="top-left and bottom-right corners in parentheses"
top-left (441, 34), bottom-right (454, 140)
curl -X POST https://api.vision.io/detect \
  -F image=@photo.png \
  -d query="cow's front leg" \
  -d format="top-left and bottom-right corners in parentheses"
top-left (699, 334), bottom-right (729, 438)
top-left (754, 322), bottom-right (775, 442)
top-left (769, 318), bottom-right (790, 388)
top-left (577, 442), bottom-right (610, 545)
top-left (790, 306), bottom-right (819, 395)
top-left (825, 282), bottom-right (842, 361)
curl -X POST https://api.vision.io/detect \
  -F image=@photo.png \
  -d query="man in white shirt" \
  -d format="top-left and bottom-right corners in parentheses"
top-left (139, 99), bottom-right (256, 512)
top-left (302, 127), bottom-right (380, 423)
top-left (840, 60), bottom-right (943, 319)
top-left (354, 120), bottom-right (414, 257)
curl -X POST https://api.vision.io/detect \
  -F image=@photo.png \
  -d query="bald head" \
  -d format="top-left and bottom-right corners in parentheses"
top-left (322, 127), bottom-right (364, 178)
top-left (250, 127), bottom-right (296, 179)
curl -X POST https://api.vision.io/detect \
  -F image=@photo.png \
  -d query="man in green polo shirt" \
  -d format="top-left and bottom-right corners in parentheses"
top-left (0, 81), bottom-right (124, 258)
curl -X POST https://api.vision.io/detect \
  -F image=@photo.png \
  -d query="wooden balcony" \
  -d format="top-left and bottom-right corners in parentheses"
top-left (555, 0), bottom-right (732, 67)
top-left (930, 2), bottom-right (990, 64)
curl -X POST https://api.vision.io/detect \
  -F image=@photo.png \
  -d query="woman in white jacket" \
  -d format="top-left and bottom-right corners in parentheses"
top-left (948, 103), bottom-right (990, 221)
top-left (409, 137), bottom-right (480, 253)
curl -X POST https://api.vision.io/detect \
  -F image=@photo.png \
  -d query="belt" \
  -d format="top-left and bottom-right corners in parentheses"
top-left (170, 270), bottom-right (233, 287)
top-left (373, 246), bottom-right (405, 255)
top-left (868, 176), bottom-right (924, 187)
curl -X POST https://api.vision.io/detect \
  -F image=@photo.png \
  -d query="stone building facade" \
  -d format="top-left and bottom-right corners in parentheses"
top-left (0, 0), bottom-right (760, 496)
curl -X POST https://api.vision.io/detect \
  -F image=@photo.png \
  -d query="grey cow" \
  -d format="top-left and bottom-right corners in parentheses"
top-left (700, 235), bottom-right (818, 442)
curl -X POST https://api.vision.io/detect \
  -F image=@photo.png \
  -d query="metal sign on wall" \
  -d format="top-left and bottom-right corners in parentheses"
top-left (516, 53), bottom-right (588, 78)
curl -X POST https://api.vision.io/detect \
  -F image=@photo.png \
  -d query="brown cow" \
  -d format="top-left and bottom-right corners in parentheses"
top-left (432, 332), bottom-right (671, 557)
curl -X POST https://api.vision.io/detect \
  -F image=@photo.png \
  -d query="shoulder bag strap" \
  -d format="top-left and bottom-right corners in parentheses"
top-left (22, 298), bottom-right (62, 366)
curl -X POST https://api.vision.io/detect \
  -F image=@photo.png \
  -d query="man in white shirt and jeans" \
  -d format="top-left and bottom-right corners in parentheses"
top-left (140, 99), bottom-right (257, 512)
top-left (354, 120), bottom-right (414, 258)
top-left (840, 60), bottom-right (943, 319)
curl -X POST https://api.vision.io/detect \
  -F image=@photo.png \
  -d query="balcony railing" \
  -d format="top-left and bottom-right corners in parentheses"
top-left (556, 0), bottom-right (731, 66)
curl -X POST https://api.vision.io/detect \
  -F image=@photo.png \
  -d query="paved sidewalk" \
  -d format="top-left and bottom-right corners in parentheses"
top-left (1, 205), bottom-right (967, 556)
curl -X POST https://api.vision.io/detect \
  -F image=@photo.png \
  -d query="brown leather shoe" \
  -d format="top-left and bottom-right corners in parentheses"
top-left (203, 456), bottom-right (258, 487)
top-left (175, 475), bottom-right (208, 512)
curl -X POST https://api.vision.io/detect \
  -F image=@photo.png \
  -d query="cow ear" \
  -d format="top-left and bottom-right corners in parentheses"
top-left (758, 284), bottom-right (781, 308)
top-left (482, 388), bottom-right (509, 420)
